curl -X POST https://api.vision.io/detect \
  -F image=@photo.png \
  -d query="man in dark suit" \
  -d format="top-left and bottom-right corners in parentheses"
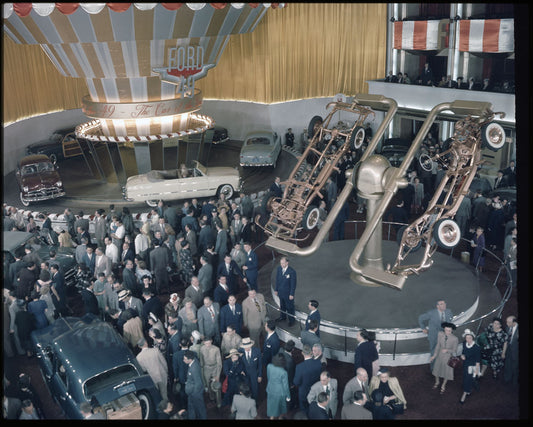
top-left (294, 344), bottom-right (322, 412)
top-left (275, 256), bottom-right (297, 326)
top-left (503, 315), bottom-right (518, 385)
top-left (240, 216), bottom-right (253, 245)
top-left (239, 337), bottom-right (263, 400)
top-left (197, 220), bottom-right (213, 255)
top-left (81, 246), bottom-right (96, 277)
top-left (305, 300), bottom-right (321, 337)
top-left (502, 160), bottom-right (516, 187)
top-left (197, 255), bottom-right (214, 297)
top-left (219, 294), bottom-right (243, 336)
top-left (301, 320), bottom-right (321, 348)
top-left (217, 254), bottom-right (245, 295)
top-left (16, 261), bottom-right (37, 301)
top-left (269, 176), bottom-right (283, 198)
top-left (150, 240), bottom-right (169, 295)
top-left (80, 281), bottom-right (100, 316)
top-left (141, 289), bottom-right (164, 331)
top-left (183, 350), bottom-right (207, 419)
top-left (122, 259), bottom-right (140, 298)
top-left (493, 170), bottom-right (508, 189)
top-left (242, 242), bottom-right (258, 290)
top-left (50, 263), bottom-right (68, 317)
top-left (214, 223), bottom-right (229, 260)
top-left (307, 392), bottom-right (331, 419)
top-left (213, 275), bottom-right (231, 307)
top-left (120, 242), bottom-right (135, 267)
top-left (262, 320), bottom-right (280, 367)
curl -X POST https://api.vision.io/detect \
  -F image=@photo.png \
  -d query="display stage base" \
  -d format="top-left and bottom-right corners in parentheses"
top-left (258, 239), bottom-right (504, 366)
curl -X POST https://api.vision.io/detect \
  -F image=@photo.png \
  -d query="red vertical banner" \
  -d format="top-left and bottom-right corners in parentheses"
top-left (393, 21), bottom-right (403, 50)
top-left (483, 19), bottom-right (501, 53)
top-left (458, 20), bottom-right (471, 52)
top-left (412, 20), bottom-right (428, 50)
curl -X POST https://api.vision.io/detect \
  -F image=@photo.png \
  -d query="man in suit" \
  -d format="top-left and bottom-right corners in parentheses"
top-left (307, 371), bottom-right (338, 418)
top-left (275, 256), bottom-right (297, 326)
top-left (136, 337), bottom-right (169, 402)
top-left (197, 220), bottom-right (213, 255)
top-left (301, 319), bottom-right (321, 348)
top-left (197, 255), bottom-right (214, 297)
top-left (269, 176), bottom-right (283, 198)
top-left (214, 222), bottom-right (229, 260)
top-left (219, 294), bottom-right (243, 336)
top-left (120, 242), bottom-right (135, 268)
top-left (184, 223), bottom-right (198, 258)
top-left (342, 367), bottom-right (370, 406)
top-left (503, 315), bottom-right (518, 385)
top-left (118, 289), bottom-right (143, 318)
top-left (262, 320), bottom-right (280, 367)
top-left (294, 344), bottom-right (322, 412)
top-left (239, 337), bottom-right (263, 400)
top-left (141, 289), bottom-right (164, 331)
top-left (230, 242), bottom-right (247, 269)
top-left (240, 216), bottom-right (253, 245)
top-left (217, 254), bottom-right (245, 295)
top-left (418, 299), bottom-right (453, 365)
top-left (122, 259), bottom-right (140, 298)
top-left (183, 350), bottom-right (207, 419)
top-left (80, 281), bottom-right (100, 316)
top-left (181, 207), bottom-right (199, 233)
top-left (305, 300), bottom-right (321, 337)
top-left (8, 252), bottom-right (26, 290)
top-left (493, 170), bottom-right (508, 189)
top-left (150, 240), bottom-right (169, 295)
top-left (242, 242), bottom-right (258, 290)
top-left (341, 390), bottom-right (373, 420)
top-left (94, 247), bottom-right (112, 279)
top-left (213, 275), bottom-right (231, 307)
top-left (197, 296), bottom-right (221, 345)
top-left (307, 392), bottom-right (331, 420)
top-left (229, 212), bottom-right (244, 246)
top-left (184, 276), bottom-right (204, 309)
top-left (242, 288), bottom-right (267, 348)
top-left (50, 263), bottom-right (68, 317)
top-left (503, 160), bottom-right (516, 187)
top-left (94, 209), bottom-right (107, 249)
top-left (81, 245), bottom-right (96, 276)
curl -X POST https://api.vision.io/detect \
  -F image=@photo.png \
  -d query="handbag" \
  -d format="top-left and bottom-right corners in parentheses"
top-left (221, 376), bottom-right (228, 393)
top-left (447, 356), bottom-right (462, 369)
top-left (390, 403), bottom-right (404, 415)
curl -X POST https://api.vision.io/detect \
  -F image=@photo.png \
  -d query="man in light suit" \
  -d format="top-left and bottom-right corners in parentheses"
top-left (184, 276), bottom-right (204, 309)
top-left (197, 255), bottom-right (214, 297)
top-left (183, 350), bottom-right (207, 419)
top-left (229, 212), bottom-right (244, 246)
top-left (136, 338), bottom-right (168, 401)
top-left (242, 289), bottom-right (267, 348)
top-left (197, 296), bottom-right (221, 345)
top-left (94, 247), bottom-right (112, 279)
top-left (81, 245), bottom-right (96, 276)
top-left (418, 299), bottom-right (453, 365)
top-left (118, 289), bottom-right (143, 317)
top-left (307, 371), bottom-right (338, 418)
top-left (503, 315), bottom-right (519, 385)
top-left (239, 337), bottom-right (262, 400)
top-left (242, 242), bottom-right (258, 290)
top-left (230, 242), bottom-right (247, 269)
top-left (275, 256), bottom-right (297, 326)
top-left (341, 390), bottom-right (373, 420)
top-left (342, 367), bottom-right (369, 406)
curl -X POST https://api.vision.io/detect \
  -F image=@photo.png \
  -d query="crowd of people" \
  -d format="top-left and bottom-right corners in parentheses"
top-left (384, 63), bottom-right (515, 93)
top-left (3, 144), bottom-right (518, 419)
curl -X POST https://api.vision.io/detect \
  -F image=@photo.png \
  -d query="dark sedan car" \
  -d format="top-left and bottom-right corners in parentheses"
top-left (26, 127), bottom-right (83, 163)
top-left (31, 315), bottom-right (161, 419)
top-left (378, 138), bottom-right (412, 168)
top-left (16, 154), bottom-right (65, 206)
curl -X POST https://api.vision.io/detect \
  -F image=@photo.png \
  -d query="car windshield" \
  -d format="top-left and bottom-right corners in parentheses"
top-left (84, 364), bottom-right (139, 399)
top-left (21, 164), bottom-right (38, 175)
top-left (37, 162), bottom-right (55, 172)
top-left (246, 137), bottom-right (271, 146)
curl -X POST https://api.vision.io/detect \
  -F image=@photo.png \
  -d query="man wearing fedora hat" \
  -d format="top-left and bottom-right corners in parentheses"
top-left (118, 289), bottom-right (143, 318)
top-left (240, 337), bottom-right (262, 400)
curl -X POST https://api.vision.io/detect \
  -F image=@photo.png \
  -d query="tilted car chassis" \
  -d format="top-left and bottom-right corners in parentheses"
top-left (262, 99), bottom-right (377, 241)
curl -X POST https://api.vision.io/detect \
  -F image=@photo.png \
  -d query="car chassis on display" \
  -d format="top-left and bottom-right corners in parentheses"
top-left (261, 100), bottom-right (375, 241)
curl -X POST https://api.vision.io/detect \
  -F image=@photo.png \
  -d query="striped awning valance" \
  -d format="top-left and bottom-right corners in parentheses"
top-left (458, 19), bottom-right (514, 53)
top-left (393, 20), bottom-right (449, 51)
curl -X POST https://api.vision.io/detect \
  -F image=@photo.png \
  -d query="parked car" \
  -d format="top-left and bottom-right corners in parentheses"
top-left (212, 125), bottom-right (229, 144)
top-left (3, 231), bottom-right (77, 287)
top-left (26, 127), bottom-right (84, 163)
top-left (378, 138), bottom-right (412, 168)
top-left (16, 154), bottom-right (66, 207)
top-left (31, 314), bottom-right (161, 419)
top-left (239, 130), bottom-right (282, 167)
top-left (123, 160), bottom-right (241, 207)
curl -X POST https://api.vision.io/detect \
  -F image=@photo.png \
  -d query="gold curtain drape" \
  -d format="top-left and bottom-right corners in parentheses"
top-left (3, 3), bottom-right (387, 124)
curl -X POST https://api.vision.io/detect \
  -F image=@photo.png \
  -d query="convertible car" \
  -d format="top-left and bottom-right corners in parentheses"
top-left (239, 130), bottom-right (282, 167)
top-left (123, 160), bottom-right (241, 207)
top-left (31, 314), bottom-right (161, 419)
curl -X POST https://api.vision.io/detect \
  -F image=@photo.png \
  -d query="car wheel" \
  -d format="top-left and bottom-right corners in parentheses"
top-left (307, 116), bottom-right (323, 140)
top-left (218, 184), bottom-right (234, 199)
top-left (137, 391), bottom-right (154, 419)
top-left (481, 122), bottom-right (506, 152)
top-left (349, 126), bottom-right (365, 150)
top-left (20, 192), bottom-right (30, 207)
top-left (396, 225), bottom-right (422, 252)
top-left (418, 153), bottom-right (433, 172)
top-left (146, 200), bottom-right (158, 207)
top-left (49, 153), bottom-right (58, 164)
top-left (302, 206), bottom-right (320, 230)
top-left (432, 219), bottom-right (461, 249)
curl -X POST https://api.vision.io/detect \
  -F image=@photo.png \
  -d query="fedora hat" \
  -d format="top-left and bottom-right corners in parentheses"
top-left (240, 337), bottom-right (255, 349)
top-left (118, 289), bottom-right (130, 301)
top-left (226, 348), bottom-right (241, 359)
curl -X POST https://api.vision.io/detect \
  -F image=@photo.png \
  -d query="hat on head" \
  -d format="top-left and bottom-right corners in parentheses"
top-left (118, 289), bottom-right (130, 301)
top-left (149, 312), bottom-right (158, 323)
top-left (462, 329), bottom-right (476, 339)
top-left (240, 337), bottom-right (255, 349)
top-left (180, 240), bottom-right (189, 247)
top-left (226, 348), bottom-right (241, 359)
top-left (377, 367), bottom-right (389, 376)
top-left (441, 322), bottom-right (456, 330)
top-left (170, 293), bottom-right (179, 302)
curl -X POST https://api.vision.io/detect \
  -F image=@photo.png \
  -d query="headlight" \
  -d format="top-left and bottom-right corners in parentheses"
top-left (56, 181), bottom-right (62, 187)
top-left (23, 186), bottom-right (29, 192)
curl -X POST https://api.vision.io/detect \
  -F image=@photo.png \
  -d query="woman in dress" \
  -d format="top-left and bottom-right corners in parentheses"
top-left (178, 298), bottom-right (198, 337)
top-left (459, 329), bottom-right (481, 404)
top-left (266, 353), bottom-right (291, 420)
top-left (470, 226), bottom-right (486, 272)
top-left (369, 368), bottom-right (407, 420)
top-left (479, 318), bottom-right (508, 379)
top-left (354, 329), bottom-right (379, 378)
top-left (222, 348), bottom-right (247, 407)
top-left (429, 322), bottom-right (459, 394)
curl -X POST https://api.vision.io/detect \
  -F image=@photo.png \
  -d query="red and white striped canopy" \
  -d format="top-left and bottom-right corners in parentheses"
top-left (458, 19), bottom-right (514, 53)
top-left (393, 20), bottom-right (449, 51)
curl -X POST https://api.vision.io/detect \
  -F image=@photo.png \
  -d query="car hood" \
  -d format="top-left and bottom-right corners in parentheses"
top-left (21, 170), bottom-right (61, 190)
